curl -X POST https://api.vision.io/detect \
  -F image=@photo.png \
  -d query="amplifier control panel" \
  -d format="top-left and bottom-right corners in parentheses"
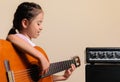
top-left (86, 47), bottom-right (120, 63)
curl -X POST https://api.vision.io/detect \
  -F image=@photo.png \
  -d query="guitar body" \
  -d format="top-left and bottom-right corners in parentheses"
top-left (0, 39), bottom-right (53, 82)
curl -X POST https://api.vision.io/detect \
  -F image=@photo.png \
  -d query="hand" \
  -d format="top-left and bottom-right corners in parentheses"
top-left (53, 64), bottom-right (76, 81)
top-left (38, 55), bottom-right (50, 75)
top-left (63, 64), bottom-right (76, 80)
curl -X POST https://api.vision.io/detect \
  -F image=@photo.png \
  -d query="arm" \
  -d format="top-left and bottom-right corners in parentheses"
top-left (53, 64), bottom-right (76, 81)
top-left (6, 34), bottom-right (50, 74)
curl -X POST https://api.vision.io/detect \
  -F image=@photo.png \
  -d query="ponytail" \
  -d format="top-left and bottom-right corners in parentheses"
top-left (8, 27), bottom-right (17, 35)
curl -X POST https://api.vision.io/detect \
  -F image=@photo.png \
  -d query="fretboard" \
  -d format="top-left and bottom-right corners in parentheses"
top-left (40, 57), bottom-right (79, 79)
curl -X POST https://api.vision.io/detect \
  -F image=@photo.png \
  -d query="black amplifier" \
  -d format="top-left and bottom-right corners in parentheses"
top-left (86, 47), bottom-right (120, 63)
top-left (86, 65), bottom-right (120, 82)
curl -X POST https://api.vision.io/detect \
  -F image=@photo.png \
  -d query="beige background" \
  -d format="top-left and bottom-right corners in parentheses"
top-left (1, 0), bottom-right (120, 82)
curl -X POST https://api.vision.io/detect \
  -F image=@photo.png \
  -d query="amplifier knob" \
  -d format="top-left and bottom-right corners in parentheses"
top-left (106, 52), bottom-right (114, 58)
top-left (98, 52), bottom-right (105, 59)
top-left (115, 52), bottom-right (120, 58)
top-left (89, 52), bottom-right (97, 59)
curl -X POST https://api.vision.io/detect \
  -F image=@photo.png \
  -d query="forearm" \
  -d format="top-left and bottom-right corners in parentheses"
top-left (7, 34), bottom-right (43, 60)
top-left (53, 75), bottom-right (67, 82)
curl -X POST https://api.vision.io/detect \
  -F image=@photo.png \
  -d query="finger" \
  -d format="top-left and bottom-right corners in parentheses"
top-left (39, 71), bottom-right (43, 76)
top-left (68, 65), bottom-right (75, 73)
top-left (40, 68), bottom-right (49, 75)
top-left (71, 64), bottom-right (76, 70)
top-left (68, 69), bottom-right (72, 74)
top-left (44, 68), bottom-right (49, 74)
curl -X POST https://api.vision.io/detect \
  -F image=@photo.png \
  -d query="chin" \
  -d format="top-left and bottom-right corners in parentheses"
top-left (33, 36), bottom-right (39, 39)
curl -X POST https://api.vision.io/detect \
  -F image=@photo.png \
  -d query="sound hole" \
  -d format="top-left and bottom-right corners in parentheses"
top-left (29, 64), bottom-right (40, 82)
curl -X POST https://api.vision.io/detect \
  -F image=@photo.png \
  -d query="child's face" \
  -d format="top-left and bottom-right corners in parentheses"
top-left (25, 12), bottom-right (44, 39)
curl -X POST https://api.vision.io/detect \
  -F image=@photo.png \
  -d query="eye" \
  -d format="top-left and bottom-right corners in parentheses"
top-left (37, 21), bottom-right (42, 26)
top-left (37, 22), bottom-right (41, 26)
top-left (37, 23), bottom-right (40, 26)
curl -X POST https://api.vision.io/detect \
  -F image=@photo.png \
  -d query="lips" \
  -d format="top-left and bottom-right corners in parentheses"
top-left (37, 31), bottom-right (40, 35)
top-left (37, 31), bottom-right (40, 33)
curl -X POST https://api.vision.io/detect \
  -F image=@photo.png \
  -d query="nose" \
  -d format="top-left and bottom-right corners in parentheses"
top-left (39, 25), bottom-right (43, 30)
top-left (39, 28), bottom-right (43, 31)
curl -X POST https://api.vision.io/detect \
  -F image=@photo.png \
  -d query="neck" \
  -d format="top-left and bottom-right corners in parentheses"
top-left (19, 32), bottom-right (32, 40)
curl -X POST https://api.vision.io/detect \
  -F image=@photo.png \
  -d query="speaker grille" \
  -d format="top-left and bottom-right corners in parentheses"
top-left (86, 65), bottom-right (120, 82)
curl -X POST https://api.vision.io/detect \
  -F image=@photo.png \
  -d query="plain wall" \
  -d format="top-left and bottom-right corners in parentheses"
top-left (1, 0), bottom-right (120, 82)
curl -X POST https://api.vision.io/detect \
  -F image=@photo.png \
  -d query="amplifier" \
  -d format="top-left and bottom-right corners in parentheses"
top-left (86, 47), bottom-right (120, 63)
top-left (86, 65), bottom-right (120, 82)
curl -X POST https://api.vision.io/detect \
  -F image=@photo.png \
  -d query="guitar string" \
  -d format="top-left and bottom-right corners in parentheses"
top-left (14, 67), bottom-right (38, 75)
top-left (13, 64), bottom-right (67, 82)
top-left (13, 68), bottom-right (31, 74)
top-left (14, 74), bottom-right (33, 82)
top-left (13, 68), bottom-right (36, 81)
top-left (12, 59), bottom-right (76, 81)
top-left (13, 59), bottom-right (75, 76)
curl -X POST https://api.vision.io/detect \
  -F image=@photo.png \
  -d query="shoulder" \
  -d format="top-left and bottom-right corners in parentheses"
top-left (7, 34), bottom-right (36, 47)
top-left (6, 34), bottom-right (25, 43)
top-left (7, 34), bottom-right (17, 41)
top-left (7, 34), bottom-right (22, 41)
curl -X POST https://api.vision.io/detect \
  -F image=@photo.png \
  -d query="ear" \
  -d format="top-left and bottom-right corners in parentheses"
top-left (21, 18), bottom-right (29, 29)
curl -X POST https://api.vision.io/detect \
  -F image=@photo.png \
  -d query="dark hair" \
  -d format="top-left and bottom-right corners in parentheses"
top-left (8, 2), bottom-right (43, 35)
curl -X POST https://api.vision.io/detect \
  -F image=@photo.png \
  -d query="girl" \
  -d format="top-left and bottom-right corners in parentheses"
top-left (7, 2), bottom-right (75, 82)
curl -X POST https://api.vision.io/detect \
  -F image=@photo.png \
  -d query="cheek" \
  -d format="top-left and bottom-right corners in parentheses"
top-left (26, 27), bottom-right (35, 35)
top-left (29, 25), bottom-right (36, 32)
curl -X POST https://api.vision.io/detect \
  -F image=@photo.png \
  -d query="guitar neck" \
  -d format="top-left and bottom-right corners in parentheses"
top-left (40, 56), bottom-right (80, 78)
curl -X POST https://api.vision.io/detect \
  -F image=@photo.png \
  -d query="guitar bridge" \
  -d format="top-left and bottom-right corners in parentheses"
top-left (4, 60), bottom-right (15, 82)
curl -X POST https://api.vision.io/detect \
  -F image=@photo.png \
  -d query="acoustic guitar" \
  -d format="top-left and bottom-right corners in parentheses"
top-left (0, 39), bottom-right (80, 82)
